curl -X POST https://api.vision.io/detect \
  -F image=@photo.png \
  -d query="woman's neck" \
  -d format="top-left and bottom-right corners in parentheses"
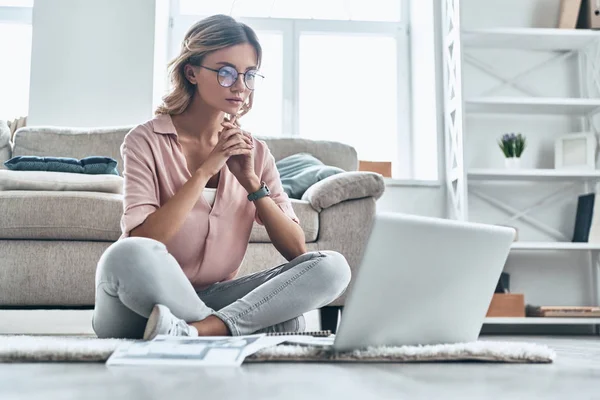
top-left (173, 94), bottom-right (225, 143)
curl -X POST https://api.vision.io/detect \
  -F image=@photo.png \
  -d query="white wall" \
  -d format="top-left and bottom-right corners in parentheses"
top-left (377, 185), bottom-right (446, 217)
top-left (461, 0), bottom-right (599, 321)
top-left (27, 0), bottom-right (164, 127)
top-left (153, 0), bottom-right (170, 112)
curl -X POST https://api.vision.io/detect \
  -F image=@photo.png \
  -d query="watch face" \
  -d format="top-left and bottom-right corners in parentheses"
top-left (262, 182), bottom-right (270, 194)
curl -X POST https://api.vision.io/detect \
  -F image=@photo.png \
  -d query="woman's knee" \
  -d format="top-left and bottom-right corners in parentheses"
top-left (314, 251), bottom-right (352, 295)
top-left (96, 237), bottom-right (161, 283)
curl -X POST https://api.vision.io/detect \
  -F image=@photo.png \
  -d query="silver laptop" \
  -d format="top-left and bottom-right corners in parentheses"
top-left (331, 212), bottom-right (515, 352)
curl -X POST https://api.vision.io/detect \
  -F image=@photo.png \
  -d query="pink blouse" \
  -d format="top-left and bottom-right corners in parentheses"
top-left (119, 114), bottom-right (299, 289)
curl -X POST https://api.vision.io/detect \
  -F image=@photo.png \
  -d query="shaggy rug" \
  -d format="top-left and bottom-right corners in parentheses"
top-left (0, 335), bottom-right (556, 363)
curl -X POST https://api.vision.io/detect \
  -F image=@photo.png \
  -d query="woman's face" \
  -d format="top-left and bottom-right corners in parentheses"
top-left (187, 43), bottom-right (258, 116)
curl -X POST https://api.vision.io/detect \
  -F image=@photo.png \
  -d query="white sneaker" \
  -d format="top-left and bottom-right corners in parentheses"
top-left (143, 304), bottom-right (199, 341)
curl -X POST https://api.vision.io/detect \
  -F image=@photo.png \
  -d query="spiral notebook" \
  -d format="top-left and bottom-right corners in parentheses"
top-left (265, 330), bottom-right (332, 337)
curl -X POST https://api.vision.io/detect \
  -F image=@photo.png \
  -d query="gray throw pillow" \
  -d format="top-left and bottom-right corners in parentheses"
top-left (276, 153), bottom-right (345, 199)
top-left (4, 155), bottom-right (119, 175)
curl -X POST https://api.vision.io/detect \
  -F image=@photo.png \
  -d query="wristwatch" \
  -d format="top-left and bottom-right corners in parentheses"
top-left (247, 181), bottom-right (271, 202)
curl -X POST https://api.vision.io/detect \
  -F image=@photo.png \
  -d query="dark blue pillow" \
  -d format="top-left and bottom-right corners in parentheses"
top-left (4, 156), bottom-right (119, 175)
top-left (276, 153), bottom-right (344, 199)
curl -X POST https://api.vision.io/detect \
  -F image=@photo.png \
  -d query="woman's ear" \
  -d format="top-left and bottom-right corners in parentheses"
top-left (184, 64), bottom-right (197, 85)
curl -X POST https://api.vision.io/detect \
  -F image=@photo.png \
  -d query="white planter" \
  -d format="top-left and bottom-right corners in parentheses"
top-left (504, 157), bottom-right (521, 169)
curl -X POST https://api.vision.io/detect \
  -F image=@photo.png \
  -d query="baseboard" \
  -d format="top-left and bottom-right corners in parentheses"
top-left (0, 309), bottom-right (322, 335)
top-left (0, 310), bottom-right (95, 335)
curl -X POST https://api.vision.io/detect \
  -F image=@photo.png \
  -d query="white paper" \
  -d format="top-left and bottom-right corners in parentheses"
top-left (106, 334), bottom-right (290, 367)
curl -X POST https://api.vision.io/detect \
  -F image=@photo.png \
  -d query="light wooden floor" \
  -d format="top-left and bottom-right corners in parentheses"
top-left (0, 335), bottom-right (598, 399)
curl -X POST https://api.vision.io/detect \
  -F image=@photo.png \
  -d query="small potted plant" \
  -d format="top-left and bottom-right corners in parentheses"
top-left (498, 133), bottom-right (526, 168)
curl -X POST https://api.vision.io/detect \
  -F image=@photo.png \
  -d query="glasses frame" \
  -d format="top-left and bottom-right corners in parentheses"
top-left (199, 65), bottom-right (264, 91)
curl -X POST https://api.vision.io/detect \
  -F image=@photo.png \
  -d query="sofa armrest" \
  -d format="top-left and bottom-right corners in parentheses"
top-left (316, 196), bottom-right (377, 306)
top-left (301, 171), bottom-right (385, 212)
top-left (0, 120), bottom-right (10, 170)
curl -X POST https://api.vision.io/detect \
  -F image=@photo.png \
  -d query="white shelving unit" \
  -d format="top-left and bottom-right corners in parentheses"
top-left (462, 28), bottom-right (600, 51)
top-left (468, 168), bottom-right (600, 181)
top-left (511, 242), bottom-right (600, 251)
top-left (466, 97), bottom-right (600, 115)
top-left (485, 317), bottom-right (600, 325)
top-left (459, 27), bottom-right (600, 331)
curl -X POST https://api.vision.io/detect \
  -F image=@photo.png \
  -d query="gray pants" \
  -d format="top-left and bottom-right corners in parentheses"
top-left (92, 237), bottom-right (351, 338)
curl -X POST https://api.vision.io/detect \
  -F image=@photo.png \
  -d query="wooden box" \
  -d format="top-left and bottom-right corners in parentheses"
top-left (486, 293), bottom-right (525, 317)
top-left (358, 160), bottom-right (392, 178)
top-left (558, 0), bottom-right (582, 29)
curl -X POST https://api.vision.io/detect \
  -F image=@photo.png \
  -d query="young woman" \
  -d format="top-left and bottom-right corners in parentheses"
top-left (92, 14), bottom-right (351, 340)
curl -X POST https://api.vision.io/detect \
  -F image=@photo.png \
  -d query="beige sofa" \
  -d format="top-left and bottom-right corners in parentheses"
top-left (0, 123), bottom-right (384, 332)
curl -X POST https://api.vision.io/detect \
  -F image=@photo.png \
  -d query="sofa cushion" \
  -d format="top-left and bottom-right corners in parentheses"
top-left (250, 199), bottom-right (318, 243)
top-left (0, 240), bottom-right (109, 306)
top-left (0, 192), bottom-right (319, 243)
top-left (257, 136), bottom-right (358, 172)
top-left (0, 170), bottom-right (123, 193)
top-left (0, 191), bottom-right (123, 241)
top-left (12, 126), bottom-right (130, 175)
top-left (4, 155), bottom-right (119, 175)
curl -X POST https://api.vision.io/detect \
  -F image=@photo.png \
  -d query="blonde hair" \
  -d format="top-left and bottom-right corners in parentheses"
top-left (155, 14), bottom-right (262, 117)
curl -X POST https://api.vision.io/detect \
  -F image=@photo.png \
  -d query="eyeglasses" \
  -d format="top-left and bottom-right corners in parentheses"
top-left (199, 65), bottom-right (264, 91)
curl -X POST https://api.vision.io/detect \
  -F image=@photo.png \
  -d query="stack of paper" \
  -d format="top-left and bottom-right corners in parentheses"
top-left (106, 334), bottom-right (292, 367)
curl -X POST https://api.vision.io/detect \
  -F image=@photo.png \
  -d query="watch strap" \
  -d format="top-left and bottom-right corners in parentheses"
top-left (247, 182), bottom-right (270, 201)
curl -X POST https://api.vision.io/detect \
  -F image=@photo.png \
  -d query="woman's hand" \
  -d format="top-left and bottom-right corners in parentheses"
top-left (222, 117), bottom-right (259, 192)
top-left (196, 120), bottom-right (253, 179)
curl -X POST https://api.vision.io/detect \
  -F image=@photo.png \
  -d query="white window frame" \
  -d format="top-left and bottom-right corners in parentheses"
top-left (0, 5), bottom-right (31, 24)
top-left (169, 0), bottom-right (439, 183)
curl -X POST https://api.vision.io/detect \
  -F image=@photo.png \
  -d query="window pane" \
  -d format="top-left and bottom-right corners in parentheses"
top-left (226, 0), bottom-right (275, 18)
top-left (179, 0), bottom-right (234, 16)
top-left (238, 31), bottom-right (283, 137)
top-left (300, 34), bottom-right (398, 167)
top-left (179, 0), bottom-right (402, 21)
top-left (0, 23), bottom-right (32, 120)
top-left (346, 0), bottom-right (401, 22)
top-left (0, 0), bottom-right (33, 6)
top-left (269, 1), bottom-right (313, 19)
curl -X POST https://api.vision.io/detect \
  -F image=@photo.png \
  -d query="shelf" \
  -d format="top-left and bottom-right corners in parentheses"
top-left (466, 97), bottom-right (600, 115)
top-left (468, 168), bottom-right (600, 181)
top-left (462, 28), bottom-right (600, 51)
top-left (485, 317), bottom-right (600, 324)
top-left (510, 242), bottom-right (600, 250)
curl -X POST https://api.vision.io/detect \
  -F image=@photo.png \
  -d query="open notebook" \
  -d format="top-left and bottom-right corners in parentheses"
top-left (265, 330), bottom-right (331, 337)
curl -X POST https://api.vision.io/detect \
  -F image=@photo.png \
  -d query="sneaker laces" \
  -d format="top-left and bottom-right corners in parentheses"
top-left (168, 317), bottom-right (192, 336)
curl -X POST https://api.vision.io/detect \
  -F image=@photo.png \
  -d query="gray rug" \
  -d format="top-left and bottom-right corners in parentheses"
top-left (0, 335), bottom-right (556, 363)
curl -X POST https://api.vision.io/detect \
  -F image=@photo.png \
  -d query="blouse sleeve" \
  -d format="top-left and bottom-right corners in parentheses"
top-left (119, 130), bottom-right (160, 238)
top-left (254, 146), bottom-right (300, 226)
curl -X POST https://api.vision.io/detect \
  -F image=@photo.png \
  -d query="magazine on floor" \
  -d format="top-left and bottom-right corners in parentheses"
top-left (106, 334), bottom-right (294, 367)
